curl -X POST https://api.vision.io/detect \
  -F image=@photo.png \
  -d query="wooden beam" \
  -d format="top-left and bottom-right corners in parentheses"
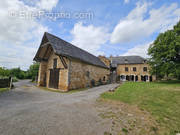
top-left (41, 42), bottom-right (50, 48)
top-left (59, 56), bottom-right (68, 69)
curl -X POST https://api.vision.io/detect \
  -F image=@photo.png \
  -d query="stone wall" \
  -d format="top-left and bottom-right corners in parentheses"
top-left (98, 55), bottom-right (110, 67)
top-left (38, 61), bottom-right (47, 86)
top-left (37, 52), bottom-right (69, 91)
top-left (69, 59), bottom-right (110, 90)
top-left (38, 52), bottom-right (110, 91)
top-left (0, 78), bottom-right (12, 88)
top-left (46, 52), bottom-right (69, 91)
top-left (116, 63), bottom-right (156, 81)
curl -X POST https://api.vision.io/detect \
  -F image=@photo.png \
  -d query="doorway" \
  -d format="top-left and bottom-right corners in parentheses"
top-left (49, 69), bottom-right (60, 89)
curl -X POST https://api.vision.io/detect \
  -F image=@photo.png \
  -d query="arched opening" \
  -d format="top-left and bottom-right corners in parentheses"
top-left (120, 75), bottom-right (126, 81)
top-left (103, 76), bottom-right (106, 81)
top-left (131, 75), bottom-right (134, 81)
top-left (117, 75), bottom-right (121, 82)
top-left (144, 75), bottom-right (148, 81)
top-left (135, 75), bottom-right (138, 81)
top-left (126, 75), bottom-right (129, 81)
top-left (141, 75), bottom-right (144, 81)
top-left (150, 76), bottom-right (152, 82)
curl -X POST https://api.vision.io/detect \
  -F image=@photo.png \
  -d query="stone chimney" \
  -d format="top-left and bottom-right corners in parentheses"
top-left (98, 55), bottom-right (110, 68)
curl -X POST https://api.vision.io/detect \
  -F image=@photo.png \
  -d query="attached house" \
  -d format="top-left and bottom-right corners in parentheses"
top-left (110, 56), bottom-right (156, 82)
top-left (34, 32), bottom-right (109, 91)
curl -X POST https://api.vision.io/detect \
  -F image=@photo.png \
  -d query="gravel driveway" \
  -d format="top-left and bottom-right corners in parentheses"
top-left (0, 80), bottom-right (119, 135)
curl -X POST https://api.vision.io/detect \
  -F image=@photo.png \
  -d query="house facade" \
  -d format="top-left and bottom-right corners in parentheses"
top-left (110, 56), bottom-right (156, 82)
top-left (34, 32), bottom-right (109, 91)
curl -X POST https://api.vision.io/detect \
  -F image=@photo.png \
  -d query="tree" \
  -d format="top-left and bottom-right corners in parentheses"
top-left (26, 62), bottom-right (39, 81)
top-left (148, 21), bottom-right (180, 80)
top-left (10, 67), bottom-right (26, 79)
top-left (0, 67), bottom-right (10, 77)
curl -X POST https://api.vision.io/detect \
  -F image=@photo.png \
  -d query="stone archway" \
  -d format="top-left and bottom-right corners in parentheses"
top-left (135, 75), bottom-right (138, 81)
top-left (141, 75), bottom-right (144, 81)
top-left (126, 75), bottom-right (129, 81)
top-left (150, 76), bottom-right (152, 82)
top-left (131, 75), bottom-right (134, 81)
top-left (144, 75), bottom-right (148, 82)
top-left (120, 75), bottom-right (126, 81)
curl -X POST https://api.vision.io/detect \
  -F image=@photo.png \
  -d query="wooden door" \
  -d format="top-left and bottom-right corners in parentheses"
top-left (49, 69), bottom-right (60, 89)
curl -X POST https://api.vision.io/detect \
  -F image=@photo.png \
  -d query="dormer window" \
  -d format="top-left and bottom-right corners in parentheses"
top-left (125, 59), bottom-right (128, 63)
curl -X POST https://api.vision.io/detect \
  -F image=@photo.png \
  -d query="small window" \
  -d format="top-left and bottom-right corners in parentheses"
top-left (86, 71), bottom-right (90, 78)
top-left (133, 67), bottom-right (136, 72)
top-left (125, 67), bottom-right (128, 72)
top-left (143, 67), bottom-right (147, 72)
top-left (125, 59), bottom-right (128, 63)
top-left (53, 58), bottom-right (57, 69)
top-left (103, 76), bottom-right (106, 81)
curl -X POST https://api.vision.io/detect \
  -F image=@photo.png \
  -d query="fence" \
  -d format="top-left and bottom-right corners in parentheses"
top-left (0, 77), bottom-right (13, 89)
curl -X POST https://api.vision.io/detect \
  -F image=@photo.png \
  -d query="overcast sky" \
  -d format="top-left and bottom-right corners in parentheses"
top-left (0, 0), bottom-right (180, 70)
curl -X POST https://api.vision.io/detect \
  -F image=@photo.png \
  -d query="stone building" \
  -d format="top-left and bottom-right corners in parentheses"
top-left (34, 32), bottom-right (109, 91)
top-left (110, 56), bottom-right (156, 82)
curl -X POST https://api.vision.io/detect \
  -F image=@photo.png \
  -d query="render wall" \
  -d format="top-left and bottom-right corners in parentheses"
top-left (69, 59), bottom-right (110, 90)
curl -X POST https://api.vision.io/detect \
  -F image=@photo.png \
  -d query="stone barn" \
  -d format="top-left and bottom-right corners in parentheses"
top-left (34, 32), bottom-right (109, 91)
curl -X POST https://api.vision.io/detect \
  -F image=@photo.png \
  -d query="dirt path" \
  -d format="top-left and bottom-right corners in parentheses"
top-left (96, 99), bottom-right (158, 135)
top-left (0, 80), bottom-right (119, 135)
top-left (0, 80), bottom-right (158, 135)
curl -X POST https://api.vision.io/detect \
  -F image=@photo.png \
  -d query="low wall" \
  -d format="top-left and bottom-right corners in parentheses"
top-left (0, 77), bottom-right (12, 88)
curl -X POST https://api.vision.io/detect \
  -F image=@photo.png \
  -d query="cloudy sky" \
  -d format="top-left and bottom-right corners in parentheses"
top-left (0, 0), bottom-right (180, 70)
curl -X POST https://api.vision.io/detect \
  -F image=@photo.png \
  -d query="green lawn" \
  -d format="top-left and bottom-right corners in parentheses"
top-left (0, 88), bottom-right (9, 93)
top-left (101, 81), bottom-right (180, 135)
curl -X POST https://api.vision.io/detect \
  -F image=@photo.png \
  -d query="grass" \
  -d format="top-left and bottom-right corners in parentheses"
top-left (0, 88), bottom-right (9, 93)
top-left (38, 86), bottom-right (88, 94)
top-left (101, 80), bottom-right (180, 135)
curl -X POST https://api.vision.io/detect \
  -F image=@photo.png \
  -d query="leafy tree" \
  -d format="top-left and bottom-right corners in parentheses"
top-left (0, 62), bottom-right (39, 81)
top-left (10, 67), bottom-right (26, 79)
top-left (26, 62), bottom-right (39, 81)
top-left (148, 21), bottom-right (180, 80)
top-left (0, 67), bottom-right (10, 77)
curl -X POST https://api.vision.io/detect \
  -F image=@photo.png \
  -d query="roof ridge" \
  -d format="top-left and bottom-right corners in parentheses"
top-left (45, 32), bottom-right (103, 60)
top-left (43, 32), bottom-right (108, 69)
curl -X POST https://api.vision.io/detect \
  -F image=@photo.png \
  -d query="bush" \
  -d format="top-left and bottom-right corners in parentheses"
top-left (12, 77), bottom-right (18, 82)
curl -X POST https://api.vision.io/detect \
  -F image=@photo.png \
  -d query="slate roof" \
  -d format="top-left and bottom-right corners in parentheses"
top-left (111, 56), bottom-right (146, 67)
top-left (34, 32), bottom-right (108, 69)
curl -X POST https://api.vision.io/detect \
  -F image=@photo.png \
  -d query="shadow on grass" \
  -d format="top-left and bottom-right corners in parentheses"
top-left (156, 80), bottom-right (180, 84)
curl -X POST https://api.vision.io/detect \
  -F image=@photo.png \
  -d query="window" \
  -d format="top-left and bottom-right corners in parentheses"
top-left (125, 67), bottom-right (128, 72)
top-left (133, 67), bottom-right (136, 72)
top-left (125, 59), bottom-right (128, 63)
top-left (53, 58), bottom-right (57, 69)
top-left (103, 76), bottom-right (106, 81)
top-left (86, 71), bottom-right (90, 78)
top-left (143, 67), bottom-right (147, 72)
